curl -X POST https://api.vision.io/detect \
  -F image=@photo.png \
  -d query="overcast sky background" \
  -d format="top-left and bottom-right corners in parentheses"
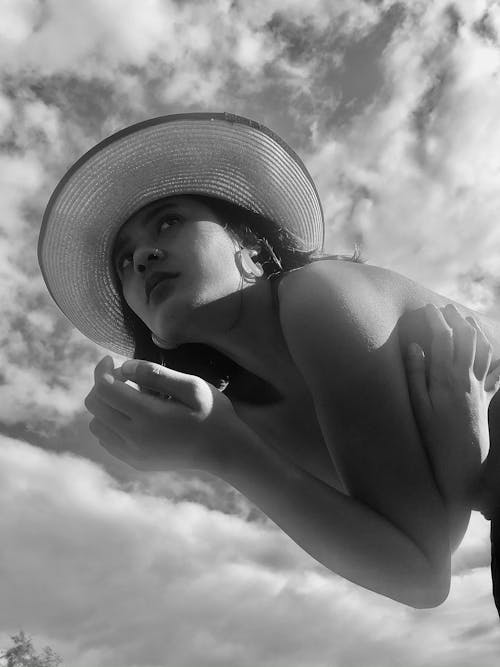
top-left (1, 0), bottom-right (500, 665)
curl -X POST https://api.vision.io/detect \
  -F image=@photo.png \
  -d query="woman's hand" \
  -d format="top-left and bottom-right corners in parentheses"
top-left (405, 303), bottom-right (500, 506)
top-left (84, 356), bottom-right (244, 473)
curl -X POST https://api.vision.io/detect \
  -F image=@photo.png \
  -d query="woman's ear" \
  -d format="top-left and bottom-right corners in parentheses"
top-left (248, 246), bottom-right (264, 276)
top-left (235, 247), bottom-right (264, 279)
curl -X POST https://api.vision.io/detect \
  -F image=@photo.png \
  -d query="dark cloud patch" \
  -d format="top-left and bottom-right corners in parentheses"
top-left (452, 546), bottom-right (490, 575)
top-left (6, 302), bottom-right (96, 379)
top-left (219, 72), bottom-right (317, 154)
top-left (265, 4), bottom-right (405, 143)
top-left (411, 68), bottom-right (453, 168)
top-left (457, 267), bottom-right (500, 317)
top-left (0, 412), bottom-right (150, 485)
top-left (265, 13), bottom-right (345, 140)
top-left (25, 74), bottom-right (122, 151)
top-left (407, 8), bottom-right (464, 171)
top-left (31, 0), bottom-right (51, 34)
top-left (444, 3), bottom-right (465, 37)
top-left (0, 81), bottom-right (50, 156)
top-left (266, 12), bottom-right (334, 63)
top-left (2, 71), bottom-right (145, 170)
top-left (0, 410), bottom-right (269, 522)
top-left (473, 11), bottom-right (498, 44)
top-left (455, 620), bottom-right (498, 641)
top-left (329, 2), bottom-right (405, 126)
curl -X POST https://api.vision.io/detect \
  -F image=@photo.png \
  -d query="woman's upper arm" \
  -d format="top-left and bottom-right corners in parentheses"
top-left (277, 261), bottom-right (450, 569)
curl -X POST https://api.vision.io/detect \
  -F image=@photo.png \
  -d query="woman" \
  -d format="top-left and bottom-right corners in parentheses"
top-left (39, 112), bottom-right (500, 611)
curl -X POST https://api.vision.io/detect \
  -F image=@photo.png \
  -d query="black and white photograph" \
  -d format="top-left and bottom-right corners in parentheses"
top-left (1, 1), bottom-right (500, 665)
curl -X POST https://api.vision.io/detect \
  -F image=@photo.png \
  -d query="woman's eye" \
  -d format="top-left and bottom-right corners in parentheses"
top-left (119, 255), bottom-right (132, 271)
top-left (158, 217), bottom-right (180, 233)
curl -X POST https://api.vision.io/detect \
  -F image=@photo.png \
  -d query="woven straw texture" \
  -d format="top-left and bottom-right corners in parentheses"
top-left (38, 113), bottom-right (324, 356)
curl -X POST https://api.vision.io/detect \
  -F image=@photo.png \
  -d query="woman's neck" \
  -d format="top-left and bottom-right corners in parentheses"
top-left (186, 278), bottom-right (296, 396)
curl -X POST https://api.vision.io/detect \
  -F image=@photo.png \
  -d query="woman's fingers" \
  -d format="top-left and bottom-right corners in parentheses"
top-left (94, 355), bottom-right (115, 384)
top-left (440, 305), bottom-right (494, 382)
top-left (85, 387), bottom-right (131, 430)
top-left (91, 374), bottom-right (166, 419)
top-left (427, 304), bottom-right (496, 389)
top-left (425, 304), bottom-right (453, 383)
top-left (120, 360), bottom-right (208, 410)
top-left (89, 417), bottom-right (125, 446)
top-left (89, 418), bottom-right (140, 465)
top-left (485, 361), bottom-right (500, 394)
top-left (466, 317), bottom-right (493, 381)
top-left (406, 343), bottom-right (431, 426)
top-left (441, 304), bottom-right (476, 370)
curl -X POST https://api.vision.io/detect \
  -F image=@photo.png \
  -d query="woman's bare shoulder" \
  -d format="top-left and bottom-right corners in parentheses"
top-left (277, 260), bottom-right (419, 314)
top-left (276, 260), bottom-right (406, 356)
top-left (278, 261), bottom-right (500, 371)
top-left (279, 259), bottom-right (499, 323)
top-left (280, 259), bottom-right (416, 290)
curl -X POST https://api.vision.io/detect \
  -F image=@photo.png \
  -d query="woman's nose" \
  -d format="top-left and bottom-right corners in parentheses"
top-left (133, 247), bottom-right (165, 273)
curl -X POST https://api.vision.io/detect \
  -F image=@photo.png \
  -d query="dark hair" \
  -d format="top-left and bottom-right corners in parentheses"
top-left (117, 195), bottom-right (365, 402)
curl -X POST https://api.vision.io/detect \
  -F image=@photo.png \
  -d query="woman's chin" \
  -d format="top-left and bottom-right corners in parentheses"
top-left (151, 322), bottom-right (185, 349)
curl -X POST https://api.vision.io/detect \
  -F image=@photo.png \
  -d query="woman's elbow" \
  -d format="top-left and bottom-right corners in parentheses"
top-left (410, 570), bottom-right (451, 609)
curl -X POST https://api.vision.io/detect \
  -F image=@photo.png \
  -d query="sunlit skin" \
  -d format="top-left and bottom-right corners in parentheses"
top-left (114, 196), bottom-right (296, 392)
top-left (83, 193), bottom-right (500, 609)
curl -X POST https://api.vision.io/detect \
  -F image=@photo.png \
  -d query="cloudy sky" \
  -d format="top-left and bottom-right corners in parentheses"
top-left (1, 0), bottom-right (500, 665)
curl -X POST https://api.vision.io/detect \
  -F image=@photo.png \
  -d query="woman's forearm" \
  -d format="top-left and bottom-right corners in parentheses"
top-left (213, 423), bottom-right (451, 609)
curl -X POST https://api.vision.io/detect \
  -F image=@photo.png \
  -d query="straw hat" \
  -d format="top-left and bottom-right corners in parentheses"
top-left (38, 112), bottom-right (324, 356)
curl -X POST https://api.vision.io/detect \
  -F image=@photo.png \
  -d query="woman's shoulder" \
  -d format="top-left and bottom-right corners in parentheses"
top-left (276, 259), bottom-right (415, 312)
top-left (277, 259), bottom-right (500, 343)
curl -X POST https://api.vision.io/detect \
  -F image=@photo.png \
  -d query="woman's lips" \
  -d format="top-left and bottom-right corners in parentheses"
top-left (146, 273), bottom-right (179, 302)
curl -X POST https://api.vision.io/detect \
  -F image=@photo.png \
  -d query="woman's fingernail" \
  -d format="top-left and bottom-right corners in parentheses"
top-left (121, 360), bottom-right (138, 377)
top-left (102, 373), bottom-right (114, 385)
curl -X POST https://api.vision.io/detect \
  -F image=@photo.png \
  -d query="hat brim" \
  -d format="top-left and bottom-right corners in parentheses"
top-left (38, 112), bottom-right (324, 356)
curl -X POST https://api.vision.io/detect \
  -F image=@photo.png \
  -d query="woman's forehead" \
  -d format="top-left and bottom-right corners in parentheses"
top-left (113, 195), bottom-right (219, 250)
top-left (115, 196), bottom-right (188, 241)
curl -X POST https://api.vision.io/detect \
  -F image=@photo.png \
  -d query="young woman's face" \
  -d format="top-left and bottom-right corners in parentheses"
top-left (113, 195), bottom-right (248, 347)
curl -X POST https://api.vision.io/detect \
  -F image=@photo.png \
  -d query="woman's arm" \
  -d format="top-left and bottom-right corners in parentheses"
top-left (225, 298), bottom-right (500, 607)
top-left (405, 305), bottom-right (500, 499)
top-left (272, 261), bottom-right (452, 601)
top-left (405, 304), bottom-right (500, 515)
top-left (216, 418), bottom-right (449, 609)
top-left (88, 356), bottom-right (449, 608)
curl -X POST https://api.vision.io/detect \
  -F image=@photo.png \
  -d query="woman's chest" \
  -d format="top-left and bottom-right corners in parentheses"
top-left (232, 387), bottom-right (346, 493)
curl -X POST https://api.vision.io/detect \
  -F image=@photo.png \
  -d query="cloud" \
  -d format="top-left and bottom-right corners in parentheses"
top-left (0, 0), bottom-right (403, 432)
top-left (309, 0), bottom-right (500, 313)
top-left (2, 1), bottom-right (500, 663)
top-left (1, 436), bottom-right (499, 667)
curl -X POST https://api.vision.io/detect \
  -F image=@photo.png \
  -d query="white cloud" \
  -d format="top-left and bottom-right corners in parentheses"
top-left (0, 0), bottom-right (279, 86)
top-left (0, 0), bottom-right (398, 432)
top-left (1, 436), bottom-right (499, 667)
top-left (0, 200), bottom-right (102, 426)
top-left (0, 0), bottom-right (39, 46)
top-left (2, 1), bottom-right (500, 662)
top-left (309, 0), bottom-right (500, 313)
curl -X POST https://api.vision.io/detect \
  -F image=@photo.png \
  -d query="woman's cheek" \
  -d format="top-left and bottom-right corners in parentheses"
top-left (123, 284), bottom-right (149, 323)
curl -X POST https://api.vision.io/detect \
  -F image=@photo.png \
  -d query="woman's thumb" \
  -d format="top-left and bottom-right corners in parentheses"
top-left (485, 360), bottom-right (500, 395)
top-left (120, 360), bottom-right (203, 407)
top-left (406, 343), bottom-right (431, 420)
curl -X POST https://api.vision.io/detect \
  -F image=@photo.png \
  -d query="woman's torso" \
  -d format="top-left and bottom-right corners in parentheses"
top-left (230, 258), bottom-right (500, 550)
top-left (231, 259), bottom-right (349, 493)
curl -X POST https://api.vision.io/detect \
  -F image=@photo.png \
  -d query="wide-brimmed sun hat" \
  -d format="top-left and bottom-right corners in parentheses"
top-left (38, 112), bottom-right (325, 356)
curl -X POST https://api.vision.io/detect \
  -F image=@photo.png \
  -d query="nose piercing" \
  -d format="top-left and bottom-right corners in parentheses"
top-left (135, 247), bottom-right (164, 272)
